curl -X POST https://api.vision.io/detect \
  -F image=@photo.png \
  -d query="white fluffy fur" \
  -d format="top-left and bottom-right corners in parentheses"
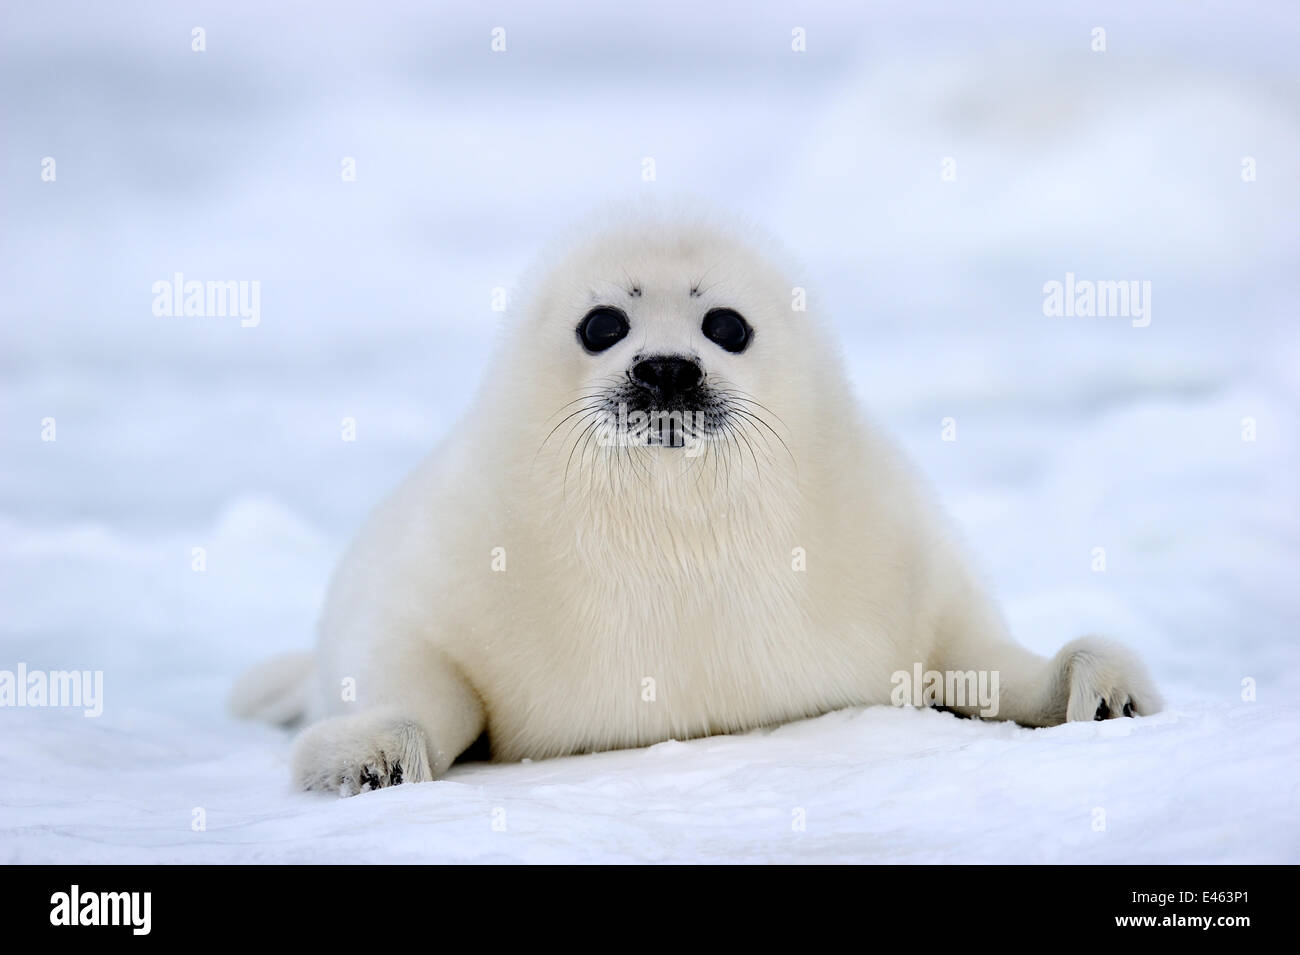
top-left (231, 210), bottom-right (1162, 795)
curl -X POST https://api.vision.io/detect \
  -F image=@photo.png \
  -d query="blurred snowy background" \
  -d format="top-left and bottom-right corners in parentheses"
top-left (1, 0), bottom-right (1297, 862)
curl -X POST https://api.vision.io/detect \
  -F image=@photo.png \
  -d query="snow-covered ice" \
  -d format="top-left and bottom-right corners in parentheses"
top-left (1, 1), bottom-right (1297, 863)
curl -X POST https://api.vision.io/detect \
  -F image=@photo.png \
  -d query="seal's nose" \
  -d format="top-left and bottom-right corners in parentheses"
top-left (631, 356), bottom-right (703, 400)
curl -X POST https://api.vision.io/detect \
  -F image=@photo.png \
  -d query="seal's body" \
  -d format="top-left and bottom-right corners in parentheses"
top-left (231, 214), bottom-right (1161, 795)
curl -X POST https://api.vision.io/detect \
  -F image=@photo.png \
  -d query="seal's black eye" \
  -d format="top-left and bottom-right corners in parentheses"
top-left (701, 308), bottom-right (752, 353)
top-left (577, 307), bottom-right (629, 353)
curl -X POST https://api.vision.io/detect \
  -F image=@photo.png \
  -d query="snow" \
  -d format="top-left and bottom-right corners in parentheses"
top-left (2, 0), bottom-right (1298, 863)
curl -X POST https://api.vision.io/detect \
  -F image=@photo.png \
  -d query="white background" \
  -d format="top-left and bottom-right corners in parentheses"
top-left (1, 1), bottom-right (1297, 862)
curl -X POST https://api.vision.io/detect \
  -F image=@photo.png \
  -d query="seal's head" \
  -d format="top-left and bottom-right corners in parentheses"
top-left (508, 213), bottom-right (842, 509)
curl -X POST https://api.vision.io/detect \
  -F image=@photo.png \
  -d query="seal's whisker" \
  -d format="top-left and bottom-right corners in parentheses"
top-left (728, 414), bottom-right (775, 498)
top-left (562, 415), bottom-right (603, 503)
top-left (711, 380), bottom-right (793, 432)
top-left (716, 390), bottom-right (796, 472)
top-left (576, 412), bottom-right (608, 484)
top-left (712, 384), bottom-right (790, 436)
top-left (731, 406), bottom-right (787, 466)
top-left (743, 431), bottom-right (764, 492)
top-left (543, 387), bottom-right (616, 424)
top-left (535, 402), bottom-right (602, 465)
top-left (718, 419), bottom-right (742, 492)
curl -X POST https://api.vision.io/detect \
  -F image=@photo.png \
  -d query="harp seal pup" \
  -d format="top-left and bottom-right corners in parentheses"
top-left (230, 211), bottom-right (1161, 795)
